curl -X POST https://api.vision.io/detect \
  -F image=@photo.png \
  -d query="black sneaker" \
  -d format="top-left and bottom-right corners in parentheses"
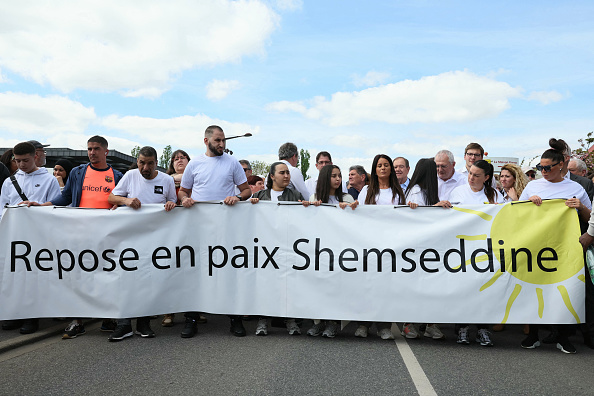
top-left (557, 339), bottom-right (577, 354)
top-left (100, 319), bottom-right (117, 332)
top-left (62, 321), bottom-right (86, 339)
top-left (230, 318), bottom-right (246, 337)
top-left (181, 318), bottom-right (197, 338)
top-left (19, 319), bottom-right (39, 334)
top-left (2, 320), bottom-right (23, 331)
top-left (136, 319), bottom-right (155, 338)
top-left (108, 324), bottom-right (133, 342)
top-left (521, 335), bottom-right (540, 349)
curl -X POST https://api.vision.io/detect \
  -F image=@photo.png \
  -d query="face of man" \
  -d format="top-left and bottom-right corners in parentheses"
top-left (88, 142), bottom-right (108, 167)
top-left (205, 130), bottom-right (225, 156)
top-left (393, 158), bottom-right (409, 184)
top-left (464, 148), bottom-right (483, 169)
top-left (434, 155), bottom-right (455, 181)
top-left (568, 161), bottom-right (580, 176)
top-left (137, 154), bottom-right (157, 180)
top-left (14, 153), bottom-right (38, 174)
top-left (348, 170), bottom-right (365, 190)
top-left (315, 155), bottom-right (332, 172)
top-left (35, 148), bottom-right (47, 167)
top-left (242, 164), bottom-right (252, 177)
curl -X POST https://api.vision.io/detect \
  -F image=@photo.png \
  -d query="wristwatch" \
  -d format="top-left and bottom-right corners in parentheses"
top-left (236, 194), bottom-right (243, 201)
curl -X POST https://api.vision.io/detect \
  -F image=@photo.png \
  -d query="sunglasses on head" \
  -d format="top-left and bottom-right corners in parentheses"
top-left (535, 162), bottom-right (560, 172)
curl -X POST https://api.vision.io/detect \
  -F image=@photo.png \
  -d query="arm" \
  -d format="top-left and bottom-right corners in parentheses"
top-left (178, 187), bottom-right (195, 208)
top-left (108, 193), bottom-right (141, 209)
top-left (223, 182), bottom-right (251, 205)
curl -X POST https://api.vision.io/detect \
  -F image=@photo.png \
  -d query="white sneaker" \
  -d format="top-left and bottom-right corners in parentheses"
top-left (354, 325), bottom-right (368, 338)
top-left (307, 321), bottom-right (325, 336)
top-left (401, 323), bottom-right (420, 339)
top-left (423, 324), bottom-right (445, 340)
top-left (322, 321), bottom-right (339, 338)
top-left (255, 318), bottom-right (268, 336)
top-left (286, 319), bottom-right (301, 335)
top-left (378, 328), bottom-right (394, 340)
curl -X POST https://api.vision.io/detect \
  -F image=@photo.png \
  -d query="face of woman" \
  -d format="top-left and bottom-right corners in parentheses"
top-left (468, 165), bottom-right (489, 192)
top-left (539, 158), bottom-right (563, 182)
top-left (330, 169), bottom-right (342, 191)
top-left (271, 164), bottom-right (291, 189)
top-left (499, 169), bottom-right (515, 189)
top-left (249, 180), bottom-right (265, 194)
top-left (173, 154), bottom-right (189, 174)
top-left (9, 159), bottom-right (17, 173)
top-left (53, 165), bottom-right (67, 179)
top-left (375, 158), bottom-right (391, 181)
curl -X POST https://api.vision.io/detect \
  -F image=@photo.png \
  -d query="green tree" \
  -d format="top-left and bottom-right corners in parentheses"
top-left (131, 145), bottom-right (140, 158)
top-left (573, 131), bottom-right (594, 176)
top-left (251, 160), bottom-right (271, 177)
top-left (299, 149), bottom-right (310, 180)
top-left (159, 145), bottom-right (172, 169)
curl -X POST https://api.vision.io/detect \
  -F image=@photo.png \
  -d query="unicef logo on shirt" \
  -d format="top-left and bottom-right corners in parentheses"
top-left (103, 187), bottom-right (111, 193)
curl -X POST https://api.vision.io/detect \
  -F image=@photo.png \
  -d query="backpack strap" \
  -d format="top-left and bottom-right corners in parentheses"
top-left (9, 175), bottom-right (28, 201)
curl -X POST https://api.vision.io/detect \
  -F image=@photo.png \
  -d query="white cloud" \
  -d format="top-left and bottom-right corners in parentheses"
top-left (0, 92), bottom-right (96, 135)
top-left (0, 1), bottom-right (279, 96)
top-left (273, 0), bottom-right (303, 11)
top-left (351, 71), bottom-right (391, 87)
top-left (527, 90), bottom-right (565, 104)
top-left (206, 79), bottom-right (242, 101)
top-left (267, 70), bottom-right (523, 126)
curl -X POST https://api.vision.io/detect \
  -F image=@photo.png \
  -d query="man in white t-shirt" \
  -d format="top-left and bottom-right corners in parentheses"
top-left (107, 146), bottom-right (177, 342)
top-left (434, 149), bottom-right (465, 201)
top-left (178, 125), bottom-right (251, 339)
top-left (277, 142), bottom-right (310, 199)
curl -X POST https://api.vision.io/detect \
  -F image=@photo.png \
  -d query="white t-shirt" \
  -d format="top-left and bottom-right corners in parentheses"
top-left (305, 176), bottom-right (348, 199)
top-left (309, 193), bottom-right (354, 204)
top-left (358, 185), bottom-right (400, 205)
top-left (270, 190), bottom-right (283, 202)
top-left (181, 153), bottom-right (247, 201)
top-left (449, 184), bottom-right (504, 205)
top-left (405, 185), bottom-right (429, 206)
top-left (459, 167), bottom-right (498, 189)
top-left (519, 178), bottom-right (592, 209)
top-left (438, 171), bottom-right (466, 201)
top-left (112, 169), bottom-right (177, 204)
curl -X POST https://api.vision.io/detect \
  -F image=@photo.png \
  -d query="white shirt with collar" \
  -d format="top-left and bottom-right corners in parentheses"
top-left (438, 171), bottom-right (466, 201)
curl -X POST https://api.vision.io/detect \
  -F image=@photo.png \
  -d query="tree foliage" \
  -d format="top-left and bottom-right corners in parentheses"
top-left (159, 145), bottom-right (172, 169)
top-left (251, 160), bottom-right (271, 177)
top-left (572, 131), bottom-right (594, 176)
top-left (299, 148), bottom-right (310, 180)
top-left (131, 145), bottom-right (140, 158)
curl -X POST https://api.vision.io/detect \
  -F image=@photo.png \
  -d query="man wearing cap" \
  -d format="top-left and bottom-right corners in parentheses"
top-left (522, 166), bottom-right (536, 181)
top-left (27, 140), bottom-right (49, 168)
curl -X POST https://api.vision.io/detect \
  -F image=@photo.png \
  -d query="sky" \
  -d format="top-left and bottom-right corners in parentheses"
top-left (1, 0), bottom-right (593, 176)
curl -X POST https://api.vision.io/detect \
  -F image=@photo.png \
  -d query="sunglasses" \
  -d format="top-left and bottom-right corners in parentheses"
top-left (535, 162), bottom-right (560, 172)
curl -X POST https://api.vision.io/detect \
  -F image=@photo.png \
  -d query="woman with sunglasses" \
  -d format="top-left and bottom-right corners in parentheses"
top-left (518, 139), bottom-right (591, 354)
top-left (354, 154), bottom-right (405, 340)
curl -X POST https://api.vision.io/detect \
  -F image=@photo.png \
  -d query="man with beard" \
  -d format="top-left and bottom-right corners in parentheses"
top-left (107, 146), bottom-right (177, 342)
top-left (178, 125), bottom-right (251, 338)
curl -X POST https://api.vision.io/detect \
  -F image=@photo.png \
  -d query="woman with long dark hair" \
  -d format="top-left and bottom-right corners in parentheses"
top-left (449, 160), bottom-right (503, 205)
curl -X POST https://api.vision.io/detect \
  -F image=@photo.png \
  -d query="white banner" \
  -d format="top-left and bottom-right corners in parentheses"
top-left (0, 200), bottom-right (585, 324)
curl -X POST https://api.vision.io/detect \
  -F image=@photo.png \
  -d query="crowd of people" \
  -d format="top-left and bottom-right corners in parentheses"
top-left (1, 127), bottom-right (594, 355)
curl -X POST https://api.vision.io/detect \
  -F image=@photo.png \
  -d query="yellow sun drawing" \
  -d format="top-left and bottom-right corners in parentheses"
top-left (453, 199), bottom-right (584, 324)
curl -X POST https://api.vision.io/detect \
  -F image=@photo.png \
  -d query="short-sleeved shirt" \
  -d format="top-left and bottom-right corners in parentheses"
top-left (79, 166), bottom-right (116, 209)
top-left (438, 171), bottom-right (466, 201)
top-left (519, 178), bottom-right (592, 210)
top-left (358, 186), bottom-right (400, 205)
top-left (405, 184), bottom-right (429, 206)
top-left (112, 169), bottom-right (177, 204)
top-left (450, 184), bottom-right (504, 205)
top-left (180, 153), bottom-right (247, 201)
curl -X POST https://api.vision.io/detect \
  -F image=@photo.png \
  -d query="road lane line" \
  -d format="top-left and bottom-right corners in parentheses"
top-left (392, 324), bottom-right (437, 396)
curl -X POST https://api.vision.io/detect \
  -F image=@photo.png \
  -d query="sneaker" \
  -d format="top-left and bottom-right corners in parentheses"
top-left (286, 319), bottom-right (301, 335)
top-left (424, 324), bottom-right (445, 340)
top-left (161, 314), bottom-right (174, 327)
top-left (230, 318), bottom-right (246, 337)
top-left (354, 325), bottom-right (368, 338)
top-left (476, 328), bottom-right (494, 347)
top-left (197, 314), bottom-right (208, 324)
top-left (19, 319), bottom-right (39, 334)
top-left (255, 318), bottom-right (268, 336)
top-left (307, 321), bottom-right (325, 337)
top-left (100, 319), bottom-right (117, 332)
top-left (62, 321), bottom-right (86, 339)
top-left (401, 323), bottom-right (420, 339)
top-left (2, 320), bottom-right (23, 331)
top-left (181, 318), bottom-right (198, 338)
top-left (136, 319), bottom-right (155, 338)
top-left (322, 321), bottom-right (339, 338)
top-left (457, 326), bottom-right (470, 345)
top-left (378, 328), bottom-right (394, 340)
top-left (109, 324), bottom-right (133, 342)
top-left (557, 339), bottom-right (577, 354)
top-left (521, 334), bottom-right (541, 349)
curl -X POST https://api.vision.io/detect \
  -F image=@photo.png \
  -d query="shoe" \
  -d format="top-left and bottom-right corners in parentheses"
top-left (354, 325), bottom-right (368, 338)
top-left (100, 319), bottom-right (117, 332)
top-left (307, 321), bottom-right (325, 337)
top-left (19, 319), bottom-right (39, 334)
top-left (230, 318), bottom-right (246, 337)
top-left (255, 318), bottom-right (268, 336)
top-left (197, 314), bottom-right (208, 324)
top-left (162, 314), bottom-right (174, 327)
top-left (322, 321), bottom-right (339, 338)
top-left (401, 323), bottom-right (420, 339)
top-left (557, 339), bottom-right (577, 354)
top-left (286, 319), bottom-right (301, 335)
top-left (476, 328), bottom-right (494, 347)
top-left (181, 318), bottom-right (197, 338)
top-left (543, 329), bottom-right (559, 344)
top-left (424, 324), bottom-right (445, 340)
top-left (136, 319), bottom-right (155, 338)
top-left (2, 320), bottom-right (23, 331)
top-left (62, 321), bottom-right (86, 339)
top-left (521, 334), bottom-right (541, 349)
top-left (457, 326), bottom-right (470, 345)
top-left (378, 328), bottom-right (394, 340)
top-left (492, 324), bottom-right (505, 332)
top-left (108, 324), bottom-right (133, 342)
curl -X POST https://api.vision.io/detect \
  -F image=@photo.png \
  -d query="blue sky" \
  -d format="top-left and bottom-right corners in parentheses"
top-left (1, 0), bottom-right (593, 175)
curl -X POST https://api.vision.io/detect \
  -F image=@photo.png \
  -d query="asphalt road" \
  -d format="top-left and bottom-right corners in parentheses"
top-left (0, 316), bottom-right (593, 396)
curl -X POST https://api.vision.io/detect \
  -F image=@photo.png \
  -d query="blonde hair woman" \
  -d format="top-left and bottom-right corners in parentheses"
top-left (499, 163), bottom-right (529, 202)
